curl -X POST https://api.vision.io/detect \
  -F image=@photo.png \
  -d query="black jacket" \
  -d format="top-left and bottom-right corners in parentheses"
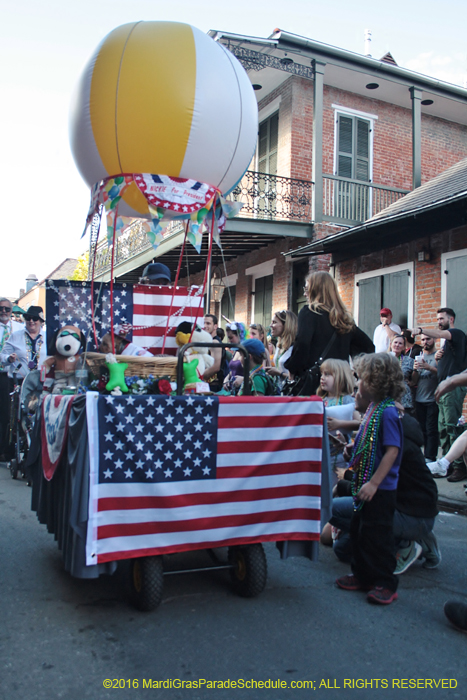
top-left (284, 306), bottom-right (374, 377)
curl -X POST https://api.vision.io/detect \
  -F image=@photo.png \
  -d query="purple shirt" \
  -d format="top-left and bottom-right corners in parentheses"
top-left (376, 406), bottom-right (404, 490)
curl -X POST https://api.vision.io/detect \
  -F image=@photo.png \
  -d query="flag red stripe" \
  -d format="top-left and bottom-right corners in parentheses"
top-left (219, 396), bottom-right (323, 405)
top-left (217, 462), bottom-right (321, 478)
top-left (95, 531), bottom-right (319, 563)
top-left (217, 414), bottom-right (323, 429)
top-left (97, 483), bottom-right (320, 512)
top-left (216, 437), bottom-right (321, 454)
top-left (97, 508), bottom-right (320, 539)
top-left (133, 303), bottom-right (202, 316)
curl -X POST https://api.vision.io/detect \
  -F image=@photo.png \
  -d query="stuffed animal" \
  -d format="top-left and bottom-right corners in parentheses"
top-left (43, 325), bottom-right (87, 394)
top-left (175, 322), bottom-right (214, 380)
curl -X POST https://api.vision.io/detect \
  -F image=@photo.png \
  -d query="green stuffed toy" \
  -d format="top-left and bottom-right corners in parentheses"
top-left (183, 358), bottom-right (200, 386)
top-left (105, 360), bottom-right (129, 393)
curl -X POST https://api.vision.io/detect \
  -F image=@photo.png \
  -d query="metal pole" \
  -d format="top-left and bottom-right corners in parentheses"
top-left (205, 251), bottom-right (212, 313)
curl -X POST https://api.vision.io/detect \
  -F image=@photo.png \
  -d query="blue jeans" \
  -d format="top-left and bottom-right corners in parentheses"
top-left (329, 497), bottom-right (436, 563)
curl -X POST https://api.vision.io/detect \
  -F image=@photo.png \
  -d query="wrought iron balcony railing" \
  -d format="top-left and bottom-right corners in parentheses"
top-left (230, 170), bottom-right (313, 222)
top-left (323, 175), bottom-right (409, 225)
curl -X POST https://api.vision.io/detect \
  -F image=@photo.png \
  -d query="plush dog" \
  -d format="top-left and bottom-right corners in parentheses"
top-left (44, 325), bottom-right (86, 373)
top-left (43, 325), bottom-right (87, 393)
top-left (175, 322), bottom-right (214, 380)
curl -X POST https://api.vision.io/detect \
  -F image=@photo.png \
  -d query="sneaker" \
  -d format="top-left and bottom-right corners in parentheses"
top-left (394, 541), bottom-right (422, 574)
top-left (419, 534), bottom-right (442, 569)
top-left (446, 467), bottom-right (467, 482)
top-left (335, 574), bottom-right (371, 591)
top-left (444, 601), bottom-right (467, 632)
top-left (367, 587), bottom-right (398, 605)
top-left (426, 459), bottom-right (448, 478)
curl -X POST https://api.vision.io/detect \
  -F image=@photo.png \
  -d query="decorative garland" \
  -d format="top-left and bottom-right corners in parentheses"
top-left (349, 397), bottom-right (395, 511)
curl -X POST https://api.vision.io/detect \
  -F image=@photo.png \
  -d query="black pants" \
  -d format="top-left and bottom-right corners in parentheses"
top-left (350, 489), bottom-right (398, 592)
top-left (415, 401), bottom-right (439, 462)
top-left (0, 372), bottom-right (10, 455)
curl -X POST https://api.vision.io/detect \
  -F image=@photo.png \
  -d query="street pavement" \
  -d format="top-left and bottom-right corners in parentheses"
top-left (1, 462), bottom-right (467, 700)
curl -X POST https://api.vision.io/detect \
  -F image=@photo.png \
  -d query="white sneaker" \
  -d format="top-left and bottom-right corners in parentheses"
top-left (427, 459), bottom-right (448, 478)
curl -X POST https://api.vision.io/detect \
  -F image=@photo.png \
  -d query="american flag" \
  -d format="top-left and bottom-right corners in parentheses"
top-left (45, 280), bottom-right (203, 354)
top-left (85, 393), bottom-right (323, 564)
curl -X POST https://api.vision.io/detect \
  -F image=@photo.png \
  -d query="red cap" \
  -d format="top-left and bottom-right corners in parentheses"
top-left (380, 308), bottom-right (392, 316)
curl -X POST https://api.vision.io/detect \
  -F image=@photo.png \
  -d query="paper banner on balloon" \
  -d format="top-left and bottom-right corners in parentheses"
top-left (187, 213), bottom-right (203, 253)
top-left (103, 177), bottom-right (133, 245)
top-left (134, 174), bottom-right (217, 216)
top-left (145, 207), bottom-right (171, 251)
top-left (82, 182), bottom-right (102, 238)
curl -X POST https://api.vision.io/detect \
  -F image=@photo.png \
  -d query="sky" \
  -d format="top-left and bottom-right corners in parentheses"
top-left (1, 0), bottom-right (466, 298)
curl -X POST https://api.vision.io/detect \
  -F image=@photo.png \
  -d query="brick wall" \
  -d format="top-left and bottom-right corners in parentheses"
top-left (335, 225), bottom-right (467, 327)
top-left (258, 77), bottom-right (467, 192)
top-left (178, 236), bottom-right (300, 324)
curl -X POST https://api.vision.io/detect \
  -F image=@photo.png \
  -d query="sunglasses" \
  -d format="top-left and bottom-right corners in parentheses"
top-left (24, 315), bottom-right (41, 322)
top-left (0, 306), bottom-right (12, 312)
top-left (59, 330), bottom-right (80, 340)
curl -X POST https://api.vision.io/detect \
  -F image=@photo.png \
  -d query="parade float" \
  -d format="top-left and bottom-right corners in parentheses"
top-left (28, 21), bottom-right (328, 611)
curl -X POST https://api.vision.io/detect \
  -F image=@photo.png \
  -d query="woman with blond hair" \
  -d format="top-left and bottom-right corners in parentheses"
top-left (285, 271), bottom-right (374, 395)
top-left (265, 310), bottom-right (298, 385)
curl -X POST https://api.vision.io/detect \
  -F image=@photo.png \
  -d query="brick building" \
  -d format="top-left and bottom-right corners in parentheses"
top-left (93, 28), bottom-right (467, 333)
top-left (291, 157), bottom-right (467, 337)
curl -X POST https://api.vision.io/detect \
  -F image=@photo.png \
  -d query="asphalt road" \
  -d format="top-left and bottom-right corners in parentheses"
top-left (1, 464), bottom-right (466, 700)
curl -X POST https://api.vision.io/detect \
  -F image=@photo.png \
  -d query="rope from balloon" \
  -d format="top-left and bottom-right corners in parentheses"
top-left (109, 201), bottom-right (119, 354)
top-left (189, 195), bottom-right (216, 343)
top-left (161, 219), bottom-right (189, 354)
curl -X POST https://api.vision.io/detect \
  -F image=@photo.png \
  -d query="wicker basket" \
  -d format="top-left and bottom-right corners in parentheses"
top-left (85, 352), bottom-right (178, 380)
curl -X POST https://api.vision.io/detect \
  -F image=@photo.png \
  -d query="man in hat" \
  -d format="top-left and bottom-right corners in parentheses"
top-left (373, 308), bottom-right (401, 353)
top-left (139, 262), bottom-right (171, 285)
top-left (0, 298), bottom-right (23, 458)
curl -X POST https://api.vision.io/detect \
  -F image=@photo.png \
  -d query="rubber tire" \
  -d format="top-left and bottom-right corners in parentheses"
top-left (130, 557), bottom-right (164, 612)
top-left (228, 544), bottom-right (268, 598)
top-left (10, 459), bottom-right (18, 480)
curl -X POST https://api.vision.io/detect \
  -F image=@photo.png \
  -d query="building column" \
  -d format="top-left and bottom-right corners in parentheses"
top-left (410, 87), bottom-right (422, 189)
top-left (312, 60), bottom-right (326, 223)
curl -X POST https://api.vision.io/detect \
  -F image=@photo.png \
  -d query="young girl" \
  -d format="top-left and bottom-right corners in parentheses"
top-left (266, 310), bottom-right (297, 388)
top-left (249, 323), bottom-right (271, 366)
top-left (316, 359), bottom-right (360, 478)
top-left (336, 353), bottom-right (405, 606)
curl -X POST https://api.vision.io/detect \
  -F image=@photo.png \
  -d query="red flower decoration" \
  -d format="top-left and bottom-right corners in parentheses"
top-left (158, 379), bottom-right (172, 395)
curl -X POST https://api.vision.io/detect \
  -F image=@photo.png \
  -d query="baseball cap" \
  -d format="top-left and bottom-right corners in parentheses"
top-left (243, 338), bottom-right (266, 357)
top-left (380, 307), bottom-right (392, 317)
top-left (141, 262), bottom-right (171, 283)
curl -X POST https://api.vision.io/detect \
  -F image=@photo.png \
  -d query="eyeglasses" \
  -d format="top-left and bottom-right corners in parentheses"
top-left (24, 315), bottom-right (40, 322)
top-left (0, 306), bottom-right (12, 312)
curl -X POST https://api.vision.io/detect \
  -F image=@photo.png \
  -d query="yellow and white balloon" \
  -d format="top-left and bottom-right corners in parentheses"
top-left (70, 21), bottom-right (258, 230)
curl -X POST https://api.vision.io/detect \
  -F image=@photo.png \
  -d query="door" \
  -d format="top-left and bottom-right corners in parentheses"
top-left (446, 255), bottom-right (467, 333)
top-left (336, 114), bottom-right (370, 221)
top-left (254, 275), bottom-right (273, 329)
top-left (358, 269), bottom-right (410, 338)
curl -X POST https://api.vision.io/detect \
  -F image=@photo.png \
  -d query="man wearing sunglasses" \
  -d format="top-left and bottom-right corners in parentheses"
top-left (0, 305), bottom-right (47, 380)
top-left (0, 299), bottom-right (23, 459)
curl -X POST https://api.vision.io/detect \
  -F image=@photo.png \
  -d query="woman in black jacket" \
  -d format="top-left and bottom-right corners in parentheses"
top-left (284, 271), bottom-right (374, 393)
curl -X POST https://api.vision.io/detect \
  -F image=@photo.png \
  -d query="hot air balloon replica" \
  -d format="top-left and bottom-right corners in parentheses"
top-left (69, 21), bottom-right (258, 351)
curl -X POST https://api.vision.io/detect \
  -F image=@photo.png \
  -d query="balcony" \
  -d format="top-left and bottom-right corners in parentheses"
top-left (323, 175), bottom-right (409, 225)
top-left (91, 171), bottom-right (409, 277)
top-left (229, 170), bottom-right (312, 222)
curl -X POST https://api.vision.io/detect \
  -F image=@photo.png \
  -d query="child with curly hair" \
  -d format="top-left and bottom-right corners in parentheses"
top-left (336, 353), bottom-right (405, 605)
